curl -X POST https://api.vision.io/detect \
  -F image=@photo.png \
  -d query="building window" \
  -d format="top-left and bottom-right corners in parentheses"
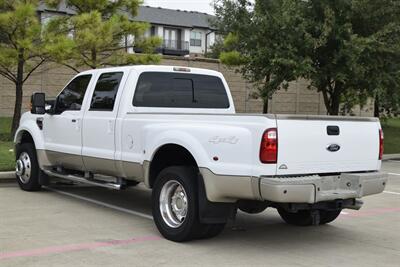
top-left (190, 31), bottom-right (202, 47)
top-left (164, 28), bottom-right (178, 49)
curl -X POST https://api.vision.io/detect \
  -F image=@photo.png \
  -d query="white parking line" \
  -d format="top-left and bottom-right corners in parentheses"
top-left (383, 191), bottom-right (400, 195)
top-left (388, 173), bottom-right (400, 176)
top-left (45, 187), bottom-right (154, 220)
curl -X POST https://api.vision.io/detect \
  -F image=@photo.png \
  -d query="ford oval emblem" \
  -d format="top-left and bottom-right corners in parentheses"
top-left (327, 144), bottom-right (341, 152)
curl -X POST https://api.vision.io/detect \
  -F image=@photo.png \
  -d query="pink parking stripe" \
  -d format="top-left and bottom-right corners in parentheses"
top-left (0, 235), bottom-right (161, 261)
top-left (341, 207), bottom-right (400, 218)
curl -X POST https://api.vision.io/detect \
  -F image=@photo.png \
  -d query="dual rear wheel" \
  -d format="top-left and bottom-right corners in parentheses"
top-left (152, 166), bottom-right (225, 242)
top-left (277, 208), bottom-right (342, 226)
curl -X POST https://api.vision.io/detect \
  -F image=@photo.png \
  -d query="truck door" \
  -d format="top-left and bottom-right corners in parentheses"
top-left (82, 71), bottom-right (127, 176)
top-left (43, 74), bottom-right (93, 171)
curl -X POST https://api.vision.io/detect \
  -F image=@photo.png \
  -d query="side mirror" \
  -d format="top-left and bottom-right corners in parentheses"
top-left (31, 92), bottom-right (46, 115)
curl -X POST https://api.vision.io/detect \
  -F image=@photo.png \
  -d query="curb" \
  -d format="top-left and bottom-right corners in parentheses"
top-left (0, 171), bottom-right (14, 178)
top-left (382, 154), bottom-right (400, 161)
top-left (0, 171), bottom-right (15, 183)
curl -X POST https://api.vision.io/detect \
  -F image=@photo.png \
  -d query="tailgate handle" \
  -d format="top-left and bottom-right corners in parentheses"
top-left (327, 125), bottom-right (340, 135)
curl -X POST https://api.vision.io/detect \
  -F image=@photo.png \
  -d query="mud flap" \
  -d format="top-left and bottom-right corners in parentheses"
top-left (197, 174), bottom-right (236, 224)
top-left (39, 171), bottom-right (49, 185)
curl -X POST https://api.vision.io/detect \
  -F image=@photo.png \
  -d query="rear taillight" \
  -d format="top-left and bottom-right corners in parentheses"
top-left (379, 129), bottom-right (384, 160)
top-left (260, 128), bottom-right (278, 164)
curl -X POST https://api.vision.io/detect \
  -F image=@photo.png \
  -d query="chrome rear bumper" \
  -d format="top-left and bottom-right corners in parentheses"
top-left (259, 172), bottom-right (388, 204)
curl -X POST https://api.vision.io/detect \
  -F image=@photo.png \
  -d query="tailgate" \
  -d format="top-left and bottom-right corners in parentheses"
top-left (275, 115), bottom-right (381, 175)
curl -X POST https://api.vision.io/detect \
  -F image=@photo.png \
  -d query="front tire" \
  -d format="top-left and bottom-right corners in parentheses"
top-left (15, 143), bottom-right (41, 191)
top-left (278, 208), bottom-right (342, 226)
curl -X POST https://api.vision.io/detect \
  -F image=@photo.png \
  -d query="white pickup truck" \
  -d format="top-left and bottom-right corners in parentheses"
top-left (14, 65), bottom-right (387, 242)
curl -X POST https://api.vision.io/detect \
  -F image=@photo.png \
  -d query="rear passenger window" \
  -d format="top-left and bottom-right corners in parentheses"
top-left (132, 72), bottom-right (230, 108)
top-left (90, 72), bottom-right (123, 111)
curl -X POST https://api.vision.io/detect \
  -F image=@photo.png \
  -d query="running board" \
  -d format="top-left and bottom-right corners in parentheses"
top-left (43, 170), bottom-right (122, 190)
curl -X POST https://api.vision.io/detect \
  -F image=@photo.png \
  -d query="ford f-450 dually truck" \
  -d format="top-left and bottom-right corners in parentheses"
top-left (14, 65), bottom-right (388, 241)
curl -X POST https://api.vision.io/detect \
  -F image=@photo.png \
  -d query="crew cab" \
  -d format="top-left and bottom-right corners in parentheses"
top-left (14, 65), bottom-right (388, 241)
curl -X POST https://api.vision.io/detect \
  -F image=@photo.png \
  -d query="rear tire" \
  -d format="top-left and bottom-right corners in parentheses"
top-left (319, 209), bottom-right (342, 224)
top-left (15, 143), bottom-right (41, 191)
top-left (152, 166), bottom-right (226, 241)
top-left (152, 166), bottom-right (203, 242)
top-left (197, 223), bottom-right (226, 239)
top-left (238, 200), bottom-right (268, 214)
top-left (278, 208), bottom-right (342, 226)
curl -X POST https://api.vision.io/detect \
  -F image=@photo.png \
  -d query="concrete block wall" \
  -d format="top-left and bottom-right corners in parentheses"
top-left (0, 56), bottom-right (374, 116)
top-left (0, 63), bottom-right (77, 116)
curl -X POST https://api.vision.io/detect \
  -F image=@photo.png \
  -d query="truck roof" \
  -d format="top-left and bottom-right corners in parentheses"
top-left (78, 65), bottom-right (223, 77)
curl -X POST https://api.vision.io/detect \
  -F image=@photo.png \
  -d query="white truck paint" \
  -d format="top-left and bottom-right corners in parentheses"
top-left (14, 65), bottom-right (388, 241)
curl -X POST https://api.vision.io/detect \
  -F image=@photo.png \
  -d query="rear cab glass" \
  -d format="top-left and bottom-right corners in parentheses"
top-left (132, 72), bottom-right (230, 109)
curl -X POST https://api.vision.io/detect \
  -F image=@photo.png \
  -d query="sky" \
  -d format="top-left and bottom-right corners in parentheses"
top-left (143, 0), bottom-right (215, 14)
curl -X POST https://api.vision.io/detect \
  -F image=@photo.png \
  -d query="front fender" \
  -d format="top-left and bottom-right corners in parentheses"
top-left (14, 113), bottom-right (45, 149)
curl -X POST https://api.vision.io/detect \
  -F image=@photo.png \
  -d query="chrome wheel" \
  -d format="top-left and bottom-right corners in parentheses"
top-left (16, 152), bottom-right (31, 184)
top-left (159, 180), bottom-right (188, 228)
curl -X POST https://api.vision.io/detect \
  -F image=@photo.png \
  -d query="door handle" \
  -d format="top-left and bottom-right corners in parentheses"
top-left (107, 120), bottom-right (113, 134)
top-left (71, 118), bottom-right (80, 131)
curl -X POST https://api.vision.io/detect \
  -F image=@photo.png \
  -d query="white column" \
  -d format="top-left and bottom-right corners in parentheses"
top-left (208, 32), bottom-right (216, 47)
top-left (183, 29), bottom-right (190, 51)
top-left (183, 29), bottom-right (190, 42)
top-left (126, 34), bottom-right (134, 54)
top-left (157, 26), bottom-right (164, 38)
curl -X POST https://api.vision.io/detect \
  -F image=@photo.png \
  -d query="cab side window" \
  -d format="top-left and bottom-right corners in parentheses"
top-left (89, 72), bottom-right (123, 111)
top-left (56, 75), bottom-right (92, 113)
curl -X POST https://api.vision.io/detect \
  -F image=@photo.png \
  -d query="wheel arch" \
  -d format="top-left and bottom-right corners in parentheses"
top-left (14, 124), bottom-right (46, 171)
top-left (14, 123), bottom-right (44, 150)
top-left (146, 143), bottom-right (199, 188)
top-left (15, 130), bottom-right (35, 146)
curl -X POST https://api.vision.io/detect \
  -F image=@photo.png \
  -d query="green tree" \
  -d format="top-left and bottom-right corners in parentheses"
top-left (351, 0), bottom-right (400, 117)
top-left (45, 0), bottom-right (161, 71)
top-left (204, 37), bottom-right (225, 59)
top-left (301, 0), bottom-right (400, 115)
top-left (0, 0), bottom-right (47, 136)
top-left (214, 0), bottom-right (311, 113)
top-left (215, 0), bottom-right (400, 115)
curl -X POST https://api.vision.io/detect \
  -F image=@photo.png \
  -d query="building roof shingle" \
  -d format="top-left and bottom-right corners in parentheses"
top-left (37, 3), bottom-right (216, 30)
top-left (134, 6), bottom-right (215, 29)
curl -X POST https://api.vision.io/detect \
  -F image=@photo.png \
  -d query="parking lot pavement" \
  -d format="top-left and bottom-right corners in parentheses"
top-left (0, 162), bottom-right (399, 267)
